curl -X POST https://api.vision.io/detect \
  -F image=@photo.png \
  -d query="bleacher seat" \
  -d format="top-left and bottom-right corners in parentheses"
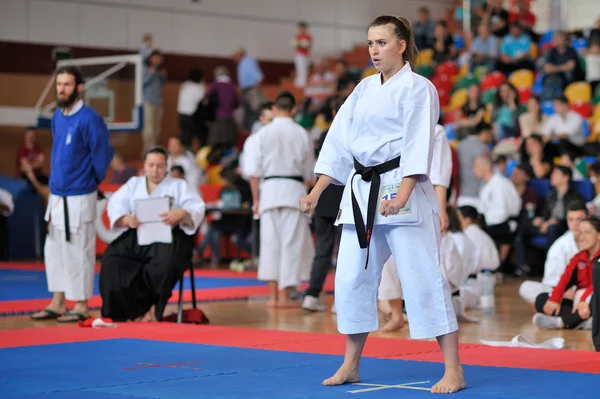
top-left (570, 101), bottom-right (593, 118)
top-left (481, 71), bottom-right (505, 91)
top-left (444, 123), bottom-right (456, 140)
top-left (418, 48), bottom-right (434, 66)
top-left (571, 38), bottom-right (588, 53)
top-left (482, 89), bottom-right (495, 105)
top-left (564, 81), bottom-right (592, 104)
top-left (454, 74), bottom-right (479, 92)
top-left (518, 87), bottom-right (532, 103)
top-left (508, 69), bottom-right (534, 89)
top-left (583, 119), bottom-right (591, 138)
top-left (449, 88), bottom-right (468, 110)
top-left (593, 85), bottom-right (600, 105)
top-left (541, 101), bottom-right (555, 115)
top-left (528, 178), bottom-right (551, 199)
top-left (572, 180), bottom-right (595, 202)
top-left (531, 73), bottom-right (543, 95)
top-left (540, 31), bottom-right (555, 51)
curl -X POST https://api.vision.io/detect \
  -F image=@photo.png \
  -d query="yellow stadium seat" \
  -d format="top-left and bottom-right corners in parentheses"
top-left (530, 42), bottom-right (538, 59)
top-left (459, 63), bottom-right (469, 78)
top-left (361, 67), bottom-right (378, 79)
top-left (449, 88), bottom-right (468, 111)
top-left (196, 146), bottom-right (212, 170)
top-left (418, 48), bottom-right (434, 65)
top-left (564, 81), bottom-right (592, 104)
top-left (206, 165), bottom-right (224, 185)
top-left (508, 69), bottom-right (534, 89)
top-left (591, 103), bottom-right (600, 123)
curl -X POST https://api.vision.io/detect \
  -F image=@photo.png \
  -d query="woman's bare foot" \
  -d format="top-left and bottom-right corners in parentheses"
top-left (322, 364), bottom-right (360, 386)
top-left (379, 316), bottom-right (404, 332)
top-left (266, 298), bottom-right (278, 308)
top-left (431, 366), bottom-right (466, 394)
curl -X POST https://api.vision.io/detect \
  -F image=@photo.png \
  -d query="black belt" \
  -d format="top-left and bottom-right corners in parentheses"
top-left (264, 175), bottom-right (303, 183)
top-left (62, 196), bottom-right (70, 242)
top-left (351, 156), bottom-right (401, 269)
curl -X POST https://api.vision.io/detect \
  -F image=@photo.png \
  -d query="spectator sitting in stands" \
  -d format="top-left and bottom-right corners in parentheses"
top-left (332, 59), bottom-right (357, 97)
top-left (518, 95), bottom-right (547, 139)
top-left (584, 41), bottom-right (600, 93)
top-left (510, 164), bottom-right (538, 216)
top-left (413, 7), bottom-right (435, 50)
top-left (519, 201), bottom-right (587, 303)
top-left (493, 154), bottom-right (508, 176)
top-left (456, 84), bottom-right (486, 139)
top-left (541, 32), bottom-right (585, 101)
top-left (432, 21), bottom-right (457, 66)
top-left (496, 22), bottom-right (534, 74)
top-left (16, 128), bottom-right (48, 186)
top-left (473, 155), bottom-right (522, 274)
top-left (588, 162), bottom-right (600, 217)
top-left (110, 154), bottom-right (137, 185)
top-left (515, 165), bottom-right (585, 274)
top-left (167, 136), bottom-right (204, 190)
top-left (558, 152), bottom-right (587, 181)
top-left (491, 81), bottom-right (521, 140)
top-left (509, 0), bottom-right (538, 41)
top-left (456, 123), bottom-right (493, 207)
top-left (520, 134), bottom-right (553, 179)
top-left (481, 0), bottom-right (509, 38)
top-left (531, 216), bottom-right (599, 330)
top-left (170, 165), bottom-right (185, 180)
top-left (304, 59), bottom-right (335, 105)
top-left (206, 66), bottom-right (241, 148)
top-left (542, 95), bottom-right (586, 157)
top-left (470, 24), bottom-right (498, 74)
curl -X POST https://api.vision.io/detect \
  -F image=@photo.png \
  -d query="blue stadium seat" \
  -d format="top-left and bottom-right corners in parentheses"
top-left (583, 119), bottom-right (590, 138)
top-left (541, 100), bottom-right (555, 115)
top-left (506, 158), bottom-right (517, 177)
top-left (530, 235), bottom-right (548, 248)
top-left (528, 178), bottom-right (551, 199)
top-left (572, 180), bottom-right (595, 202)
top-left (571, 38), bottom-right (588, 53)
top-left (532, 74), bottom-right (543, 95)
top-left (444, 123), bottom-right (456, 140)
top-left (539, 31), bottom-right (555, 49)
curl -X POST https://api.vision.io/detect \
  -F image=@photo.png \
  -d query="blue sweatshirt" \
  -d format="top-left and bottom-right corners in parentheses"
top-left (50, 104), bottom-right (114, 196)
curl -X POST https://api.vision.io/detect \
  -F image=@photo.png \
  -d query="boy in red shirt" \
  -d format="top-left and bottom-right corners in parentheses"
top-left (533, 217), bottom-right (600, 329)
top-left (293, 22), bottom-right (312, 88)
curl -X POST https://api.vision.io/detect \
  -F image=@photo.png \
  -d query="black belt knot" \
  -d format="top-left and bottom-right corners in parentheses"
top-left (351, 156), bottom-right (401, 269)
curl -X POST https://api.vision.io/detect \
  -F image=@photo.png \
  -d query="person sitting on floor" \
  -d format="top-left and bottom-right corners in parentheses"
top-left (99, 146), bottom-right (205, 322)
top-left (519, 200), bottom-right (587, 304)
top-left (532, 216), bottom-right (600, 330)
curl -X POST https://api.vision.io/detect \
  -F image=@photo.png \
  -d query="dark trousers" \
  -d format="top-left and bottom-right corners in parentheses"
top-left (0, 214), bottom-right (8, 261)
top-left (496, 59), bottom-right (535, 74)
top-left (514, 219), bottom-right (567, 268)
top-left (535, 293), bottom-right (587, 329)
top-left (304, 214), bottom-right (340, 298)
top-left (593, 259), bottom-right (600, 351)
top-left (179, 113), bottom-right (207, 149)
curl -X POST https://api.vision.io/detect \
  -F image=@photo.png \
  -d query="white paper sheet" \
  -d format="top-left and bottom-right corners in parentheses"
top-left (479, 334), bottom-right (565, 350)
top-left (135, 197), bottom-right (172, 245)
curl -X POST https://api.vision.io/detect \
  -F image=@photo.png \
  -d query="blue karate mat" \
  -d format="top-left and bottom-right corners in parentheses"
top-left (1, 338), bottom-right (598, 398)
top-left (0, 269), bottom-right (265, 301)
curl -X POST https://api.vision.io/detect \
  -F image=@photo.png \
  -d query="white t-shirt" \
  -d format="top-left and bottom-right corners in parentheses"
top-left (177, 81), bottom-right (205, 115)
top-left (542, 111), bottom-right (585, 146)
top-left (585, 53), bottom-right (600, 82)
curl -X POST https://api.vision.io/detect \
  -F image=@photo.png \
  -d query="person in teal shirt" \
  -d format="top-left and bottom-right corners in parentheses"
top-left (496, 23), bottom-right (534, 74)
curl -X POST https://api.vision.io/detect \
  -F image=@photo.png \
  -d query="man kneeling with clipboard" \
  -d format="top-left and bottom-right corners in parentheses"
top-left (99, 146), bottom-right (205, 322)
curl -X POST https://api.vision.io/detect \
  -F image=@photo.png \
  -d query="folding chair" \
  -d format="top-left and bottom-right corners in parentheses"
top-left (177, 265), bottom-right (197, 324)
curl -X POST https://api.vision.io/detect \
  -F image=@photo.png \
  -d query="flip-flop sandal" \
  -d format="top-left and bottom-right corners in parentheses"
top-left (31, 309), bottom-right (63, 320)
top-left (56, 312), bottom-right (89, 323)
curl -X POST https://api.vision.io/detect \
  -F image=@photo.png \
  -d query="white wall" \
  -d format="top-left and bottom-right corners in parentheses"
top-left (0, 0), bottom-right (449, 62)
top-left (530, 0), bottom-right (600, 33)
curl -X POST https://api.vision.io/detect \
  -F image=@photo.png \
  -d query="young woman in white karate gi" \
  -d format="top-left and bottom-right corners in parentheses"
top-left (300, 15), bottom-right (465, 394)
top-left (377, 122), bottom-right (453, 332)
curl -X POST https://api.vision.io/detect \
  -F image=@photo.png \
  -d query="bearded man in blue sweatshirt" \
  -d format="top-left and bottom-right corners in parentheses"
top-left (31, 66), bottom-right (114, 322)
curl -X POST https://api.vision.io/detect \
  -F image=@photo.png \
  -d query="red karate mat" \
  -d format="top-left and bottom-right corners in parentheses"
top-left (0, 262), bottom-right (334, 315)
top-left (0, 323), bottom-right (599, 374)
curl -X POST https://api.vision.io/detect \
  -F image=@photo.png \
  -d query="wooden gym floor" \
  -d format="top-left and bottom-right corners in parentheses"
top-left (0, 275), bottom-right (595, 352)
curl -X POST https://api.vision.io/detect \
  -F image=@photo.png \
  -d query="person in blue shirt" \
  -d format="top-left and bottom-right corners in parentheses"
top-left (496, 22), bottom-right (534, 74)
top-left (233, 47), bottom-right (267, 130)
top-left (31, 66), bottom-right (114, 323)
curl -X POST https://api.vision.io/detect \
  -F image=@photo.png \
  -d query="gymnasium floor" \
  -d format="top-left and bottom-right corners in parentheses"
top-left (1, 262), bottom-right (599, 398)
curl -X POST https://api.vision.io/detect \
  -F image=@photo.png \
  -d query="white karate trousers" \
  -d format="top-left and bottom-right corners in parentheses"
top-left (335, 203), bottom-right (458, 339)
top-left (294, 54), bottom-right (309, 88)
top-left (519, 281), bottom-right (553, 305)
top-left (44, 222), bottom-right (96, 301)
top-left (258, 207), bottom-right (313, 289)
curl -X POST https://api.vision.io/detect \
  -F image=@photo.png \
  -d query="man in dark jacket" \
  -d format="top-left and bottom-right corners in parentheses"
top-left (302, 97), bottom-right (345, 312)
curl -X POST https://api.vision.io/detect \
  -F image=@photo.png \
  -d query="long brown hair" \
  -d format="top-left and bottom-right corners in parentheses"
top-left (368, 15), bottom-right (418, 66)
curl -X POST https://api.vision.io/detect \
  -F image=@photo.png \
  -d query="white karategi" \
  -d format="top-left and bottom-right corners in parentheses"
top-left (461, 224), bottom-right (501, 309)
top-left (239, 131), bottom-right (261, 181)
top-left (249, 116), bottom-right (314, 289)
top-left (478, 173), bottom-right (522, 228)
top-left (315, 64), bottom-right (457, 339)
top-left (168, 151), bottom-right (203, 190)
top-left (378, 124), bottom-right (453, 302)
top-left (519, 231), bottom-right (579, 304)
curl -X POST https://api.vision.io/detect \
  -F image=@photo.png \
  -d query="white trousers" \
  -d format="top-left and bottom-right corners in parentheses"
top-left (44, 222), bottom-right (96, 301)
top-left (378, 258), bottom-right (403, 301)
top-left (258, 207), bottom-right (313, 289)
top-left (294, 54), bottom-right (309, 87)
top-left (335, 204), bottom-right (458, 339)
top-left (519, 281), bottom-right (553, 305)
